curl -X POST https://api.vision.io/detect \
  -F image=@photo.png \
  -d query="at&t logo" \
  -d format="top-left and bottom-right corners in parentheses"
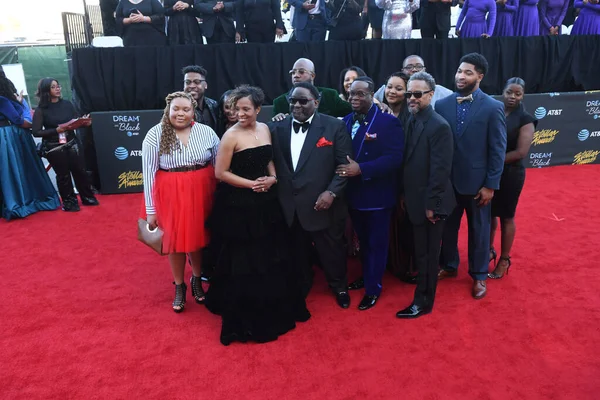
top-left (577, 129), bottom-right (600, 141)
top-left (115, 147), bottom-right (128, 160)
top-left (534, 107), bottom-right (563, 119)
top-left (114, 147), bottom-right (142, 160)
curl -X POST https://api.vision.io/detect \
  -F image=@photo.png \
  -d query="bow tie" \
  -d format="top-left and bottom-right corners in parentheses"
top-left (457, 94), bottom-right (474, 104)
top-left (353, 113), bottom-right (366, 124)
top-left (293, 120), bottom-right (310, 133)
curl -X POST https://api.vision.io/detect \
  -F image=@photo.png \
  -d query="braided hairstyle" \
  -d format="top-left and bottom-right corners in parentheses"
top-left (159, 91), bottom-right (197, 156)
top-left (0, 67), bottom-right (18, 100)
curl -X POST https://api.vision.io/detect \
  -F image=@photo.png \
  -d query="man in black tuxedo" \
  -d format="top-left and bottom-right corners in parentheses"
top-left (195, 1), bottom-right (236, 44)
top-left (269, 82), bottom-right (353, 309)
top-left (396, 72), bottom-right (455, 319)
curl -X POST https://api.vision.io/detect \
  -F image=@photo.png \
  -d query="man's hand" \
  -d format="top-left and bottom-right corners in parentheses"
top-left (314, 191), bottom-right (335, 211)
top-left (147, 214), bottom-right (158, 230)
top-left (302, 1), bottom-right (316, 10)
top-left (336, 155), bottom-right (361, 177)
top-left (272, 113), bottom-right (288, 122)
top-left (475, 187), bottom-right (494, 207)
top-left (276, 28), bottom-right (284, 38)
top-left (235, 32), bottom-right (242, 43)
top-left (426, 210), bottom-right (438, 224)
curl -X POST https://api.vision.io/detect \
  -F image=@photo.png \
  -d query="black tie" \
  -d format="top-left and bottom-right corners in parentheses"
top-left (406, 117), bottom-right (416, 145)
top-left (293, 121), bottom-right (310, 133)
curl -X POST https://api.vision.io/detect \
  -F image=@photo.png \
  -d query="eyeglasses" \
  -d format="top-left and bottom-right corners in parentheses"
top-left (405, 90), bottom-right (433, 99)
top-left (289, 68), bottom-right (313, 76)
top-left (288, 97), bottom-right (313, 105)
top-left (348, 90), bottom-right (370, 98)
top-left (184, 79), bottom-right (206, 85)
top-left (403, 64), bottom-right (425, 71)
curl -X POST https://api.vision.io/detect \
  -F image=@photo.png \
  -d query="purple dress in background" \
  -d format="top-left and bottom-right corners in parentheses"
top-left (514, 0), bottom-right (540, 36)
top-left (494, 0), bottom-right (519, 36)
top-left (539, 0), bottom-right (569, 34)
top-left (571, 0), bottom-right (600, 35)
top-left (456, 0), bottom-right (497, 37)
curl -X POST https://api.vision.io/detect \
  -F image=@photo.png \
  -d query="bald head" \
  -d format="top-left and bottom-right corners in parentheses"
top-left (402, 55), bottom-right (426, 77)
top-left (291, 58), bottom-right (316, 85)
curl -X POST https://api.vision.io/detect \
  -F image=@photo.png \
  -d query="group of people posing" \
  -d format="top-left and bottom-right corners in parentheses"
top-left (141, 51), bottom-right (537, 346)
top-left (101, 0), bottom-right (600, 47)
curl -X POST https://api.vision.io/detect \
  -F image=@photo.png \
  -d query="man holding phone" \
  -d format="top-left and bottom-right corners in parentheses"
top-left (396, 72), bottom-right (455, 319)
top-left (289, 0), bottom-right (330, 42)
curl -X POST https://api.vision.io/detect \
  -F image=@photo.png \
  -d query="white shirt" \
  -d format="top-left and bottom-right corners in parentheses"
top-left (290, 113), bottom-right (315, 171)
top-left (142, 122), bottom-right (220, 214)
top-left (309, 0), bottom-right (321, 14)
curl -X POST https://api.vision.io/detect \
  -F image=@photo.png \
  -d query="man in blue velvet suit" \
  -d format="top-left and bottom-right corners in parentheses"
top-left (289, 0), bottom-right (330, 42)
top-left (337, 77), bottom-right (404, 311)
top-left (435, 53), bottom-right (507, 300)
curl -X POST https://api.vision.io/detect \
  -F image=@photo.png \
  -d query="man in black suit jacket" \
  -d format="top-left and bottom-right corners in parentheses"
top-left (195, 1), bottom-right (236, 44)
top-left (269, 82), bottom-right (353, 309)
top-left (396, 72), bottom-right (456, 319)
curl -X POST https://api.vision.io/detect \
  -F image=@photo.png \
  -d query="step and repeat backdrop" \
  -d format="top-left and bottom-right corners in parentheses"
top-left (91, 92), bottom-right (600, 194)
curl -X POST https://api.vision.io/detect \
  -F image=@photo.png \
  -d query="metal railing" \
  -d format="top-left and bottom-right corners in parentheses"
top-left (62, 12), bottom-right (92, 54)
top-left (87, 5), bottom-right (104, 39)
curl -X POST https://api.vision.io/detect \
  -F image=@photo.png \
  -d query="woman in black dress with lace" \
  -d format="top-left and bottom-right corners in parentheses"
top-left (164, 0), bottom-right (203, 45)
top-left (116, 0), bottom-right (166, 46)
top-left (489, 78), bottom-right (536, 279)
top-left (205, 85), bottom-right (310, 346)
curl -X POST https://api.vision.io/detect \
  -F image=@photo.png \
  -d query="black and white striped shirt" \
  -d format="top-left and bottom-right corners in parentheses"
top-left (142, 122), bottom-right (220, 215)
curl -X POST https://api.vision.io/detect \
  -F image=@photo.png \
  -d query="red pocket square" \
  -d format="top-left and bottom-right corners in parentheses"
top-left (365, 132), bottom-right (378, 141)
top-left (316, 137), bottom-right (333, 147)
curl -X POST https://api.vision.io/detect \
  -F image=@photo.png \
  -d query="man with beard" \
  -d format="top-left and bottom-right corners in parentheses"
top-left (374, 55), bottom-right (453, 109)
top-left (435, 53), bottom-right (506, 300)
top-left (182, 65), bottom-right (219, 130)
top-left (269, 82), bottom-right (353, 309)
top-left (272, 58), bottom-right (352, 120)
top-left (396, 72), bottom-right (455, 319)
top-left (337, 77), bottom-right (404, 310)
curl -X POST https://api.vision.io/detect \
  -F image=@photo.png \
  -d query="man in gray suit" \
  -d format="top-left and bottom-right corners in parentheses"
top-left (269, 82), bottom-right (353, 309)
top-left (396, 72), bottom-right (455, 319)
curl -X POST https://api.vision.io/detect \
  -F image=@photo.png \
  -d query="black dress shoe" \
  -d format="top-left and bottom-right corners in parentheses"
top-left (400, 274), bottom-right (418, 285)
top-left (348, 277), bottom-right (364, 290)
top-left (396, 304), bottom-right (431, 319)
top-left (81, 196), bottom-right (99, 206)
top-left (335, 291), bottom-right (351, 309)
top-left (358, 294), bottom-right (378, 311)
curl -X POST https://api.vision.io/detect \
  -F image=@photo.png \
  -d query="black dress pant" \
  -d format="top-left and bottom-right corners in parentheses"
top-left (44, 140), bottom-right (94, 202)
top-left (290, 215), bottom-right (348, 297)
top-left (246, 23), bottom-right (275, 43)
top-left (412, 220), bottom-right (445, 310)
top-left (420, 3), bottom-right (451, 39)
top-left (206, 22), bottom-right (234, 44)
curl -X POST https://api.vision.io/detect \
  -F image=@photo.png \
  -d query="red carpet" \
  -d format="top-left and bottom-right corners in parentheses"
top-left (2, 165), bottom-right (599, 399)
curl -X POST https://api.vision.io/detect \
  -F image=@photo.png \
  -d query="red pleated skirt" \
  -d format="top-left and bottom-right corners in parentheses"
top-left (140, 166), bottom-right (216, 254)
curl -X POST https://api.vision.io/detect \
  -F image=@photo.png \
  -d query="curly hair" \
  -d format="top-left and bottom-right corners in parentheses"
top-left (159, 91), bottom-right (197, 156)
top-left (226, 85), bottom-right (265, 112)
top-left (0, 67), bottom-right (17, 100)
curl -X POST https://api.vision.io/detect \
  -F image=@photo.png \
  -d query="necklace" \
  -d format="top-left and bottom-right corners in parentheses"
top-left (250, 130), bottom-right (258, 140)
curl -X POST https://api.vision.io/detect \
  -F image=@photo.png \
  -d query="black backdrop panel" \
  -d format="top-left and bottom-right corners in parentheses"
top-left (522, 91), bottom-right (600, 168)
top-left (72, 35), bottom-right (600, 113)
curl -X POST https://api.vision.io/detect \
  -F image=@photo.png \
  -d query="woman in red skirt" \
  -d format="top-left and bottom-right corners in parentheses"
top-left (142, 91), bottom-right (219, 313)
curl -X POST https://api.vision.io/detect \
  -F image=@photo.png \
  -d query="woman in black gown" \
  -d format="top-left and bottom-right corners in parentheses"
top-left (489, 78), bottom-right (536, 279)
top-left (205, 85), bottom-right (310, 346)
top-left (115, 0), bottom-right (166, 46)
top-left (164, 0), bottom-right (203, 45)
top-left (327, 0), bottom-right (365, 41)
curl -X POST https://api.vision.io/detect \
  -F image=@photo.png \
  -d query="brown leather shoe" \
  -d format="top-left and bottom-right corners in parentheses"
top-left (438, 269), bottom-right (458, 280)
top-left (472, 280), bottom-right (487, 300)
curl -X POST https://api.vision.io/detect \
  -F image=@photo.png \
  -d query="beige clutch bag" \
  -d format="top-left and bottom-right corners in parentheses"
top-left (137, 218), bottom-right (165, 255)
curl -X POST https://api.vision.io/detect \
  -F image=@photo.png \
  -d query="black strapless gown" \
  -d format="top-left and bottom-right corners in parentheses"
top-left (205, 145), bottom-right (310, 346)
